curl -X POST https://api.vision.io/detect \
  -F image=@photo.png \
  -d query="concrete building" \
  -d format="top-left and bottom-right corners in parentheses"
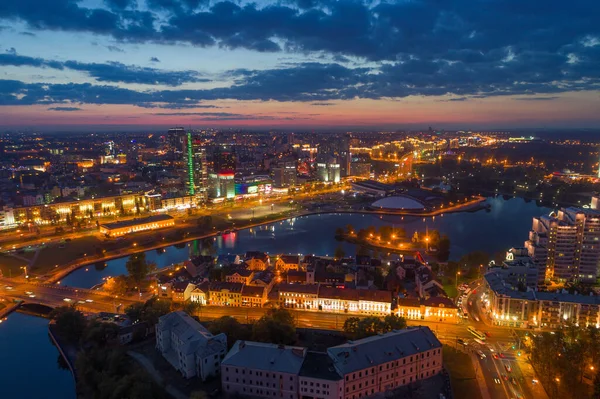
top-left (396, 297), bottom-right (459, 323)
top-left (328, 328), bottom-right (442, 399)
top-left (222, 341), bottom-right (306, 399)
top-left (316, 159), bottom-right (341, 183)
top-left (221, 327), bottom-right (442, 399)
top-left (525, 204), bottom-right (600, 282)
top-left (275, 255), bottom-right (301, 271)
top-left (98, 214), bottom-right (175, 236)
top-left (273, 162), bottom-right (297, 188)
top-left (278, 283), bottom-right (392, 315)
top-left (299, 352), bottom-right (344, 399)
top-left (182, 130), bottom-right (208, 203)
top-left (484, 271), bottom-right (600, 329)
top-left (208, 282), bottom-right (243, 306)
top-left (155, 311), bottom-right (227, 380)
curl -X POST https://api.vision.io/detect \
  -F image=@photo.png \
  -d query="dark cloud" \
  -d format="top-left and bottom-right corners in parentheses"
top-left (136, 102), bottom-right (219, 109)
top-left (149, 56), bottom-right (160, 62)
top-left (63, 60), bottom-right (209, 86)
top-left (47, 106), bottom-right (82, 111)
top-left (1, 0), bottom-right (599, 101)
top-left (106, 45), bottom-right (124, 52)
top-left (19, 31), bottom-right (35, 36)
top-left (514, 96), bottom-right (560, 101)
top-left (311, 102), bottom-right (334, 106)
top-left (0, 52), bottom-right (207, 86)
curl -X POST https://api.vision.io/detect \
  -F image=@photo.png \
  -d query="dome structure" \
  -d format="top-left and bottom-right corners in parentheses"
top-left (371, 195), bottom-right (425, 210)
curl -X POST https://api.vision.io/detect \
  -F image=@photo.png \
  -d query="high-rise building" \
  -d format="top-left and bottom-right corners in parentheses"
top-left (182, 131), bottom-right (208, 203)
top-left (526, 198), bottom-right (600, 282)
top-left (273, 162), bottom-right (297, 188)
top-left (213, 146), bottom-right (236, 174)
top-left (316, 158), bottom-right (341, 183)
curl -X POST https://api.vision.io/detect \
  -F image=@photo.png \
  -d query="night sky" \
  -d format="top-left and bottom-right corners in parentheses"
top-left (0, 0), bottom-right (599, 129)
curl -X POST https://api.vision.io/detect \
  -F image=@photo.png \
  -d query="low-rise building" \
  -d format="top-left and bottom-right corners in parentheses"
top-left (245, 251), bottom-right (270, 271)
top-left (241, 285), bottom-right (266, 307)
top-left (484, 271), bottom-right (600, 328)
top-left (226, 269), bottom-right (255, 285)
top-left (278, 283), bottom-right (392, 315)
top-left (221, 327), bottom-right (442, 399)
top-left (99, 214), bottom-right (175, 236)
top-left (329, 328), bottom-right (443, 399)
top-left (208, 282), bottom-right (243, 306)
top-left (299, 352), bottom-right (344, 399)
top-left (155, 311), bottom-right (227, 380)
top-left (275, 255), bottom-right (301, 271)
top-left (396, 297), bottom-right (459, 323)
top-left (222, 341), bottom-right (306, 399)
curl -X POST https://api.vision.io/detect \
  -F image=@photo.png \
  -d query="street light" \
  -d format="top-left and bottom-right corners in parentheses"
top-left (456, 270), bottom-right (461, 289)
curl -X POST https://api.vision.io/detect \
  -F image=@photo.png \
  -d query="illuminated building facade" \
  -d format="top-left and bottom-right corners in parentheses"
top-left (183, 131), bottom-right (208, 202)
top-left (484, 271), bottom-right (600, 329)
top-left (526, 201), bottom-right (600, 282)
top-left (98, 214), bottom-right (175, 236)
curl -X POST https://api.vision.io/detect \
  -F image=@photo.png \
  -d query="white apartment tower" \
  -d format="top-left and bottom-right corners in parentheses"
top-left (526, 197), bottom-right (600, 282)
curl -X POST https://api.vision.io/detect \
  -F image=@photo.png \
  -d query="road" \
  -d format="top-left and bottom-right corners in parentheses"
top-left (0, 277), bottom-right (141, 314)
top-left (460, 280), bottom-right (546, 399)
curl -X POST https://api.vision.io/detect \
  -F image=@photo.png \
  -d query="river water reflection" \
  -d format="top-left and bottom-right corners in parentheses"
top-left (61, 196), bottom-right (551, 288)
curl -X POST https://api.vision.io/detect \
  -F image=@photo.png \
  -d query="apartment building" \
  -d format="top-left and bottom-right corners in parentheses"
top-left (155, 311), bottom-right (227, 380)
top-left (526, 205), bottom-right (600, 282)
top-left (329, 328), bottom-right (443, 399)
top-left (221, 327), bottom-right (442, 399)
top-left (221, 341), bottom-right (306, 399)
top-left (484, 271), bottom-right (600, 329)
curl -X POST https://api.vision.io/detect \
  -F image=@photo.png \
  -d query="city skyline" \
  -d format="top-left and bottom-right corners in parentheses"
top-left (1, 0), bottom-right (599, 129)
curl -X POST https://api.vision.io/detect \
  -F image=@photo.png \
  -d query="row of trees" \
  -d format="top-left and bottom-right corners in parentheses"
top-left (343, 314), bottom-right (407, 340)
top-left (50, 305), bottom-right (168, 399)
top-left (530, 325), bottom-right (600, 399)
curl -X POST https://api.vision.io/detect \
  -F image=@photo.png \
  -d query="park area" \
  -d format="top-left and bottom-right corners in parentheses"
top-left (443, 346), bottom-right (482, 399)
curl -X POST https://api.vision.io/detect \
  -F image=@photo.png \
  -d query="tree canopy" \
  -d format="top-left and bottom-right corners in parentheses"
top-left (343, 315), bottom-right (407, 340)
top-left (125, 253), bottom-right (156, 285)
top-left (252, 308), bottom-right (296, 345)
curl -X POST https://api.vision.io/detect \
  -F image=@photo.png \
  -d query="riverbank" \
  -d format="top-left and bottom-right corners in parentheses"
top-left (40, 198), bottom-right (487, 285)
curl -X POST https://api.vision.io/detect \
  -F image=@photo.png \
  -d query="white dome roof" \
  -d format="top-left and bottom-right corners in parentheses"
top-left (372, 196), bottom-right (425, 210)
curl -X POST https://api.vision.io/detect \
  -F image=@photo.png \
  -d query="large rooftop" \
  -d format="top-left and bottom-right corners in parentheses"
top-left (100, 214), bottom-right (174, 230)
top-left (222, 341), bottom-right (307, 374)
top-left (327, 327), bottom-right (441, 375)
top-left (371, 195), bottom-right (425, 210)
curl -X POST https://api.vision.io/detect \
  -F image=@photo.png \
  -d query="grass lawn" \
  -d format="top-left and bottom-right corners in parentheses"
top-left (443, 346), bottom-right (482, 399)
top-left (30, 236), bottom-right (103, 274)
top-left (0, 253), bottom-right (29, 277)
top-left (441, 277), bottom-right (458, 298)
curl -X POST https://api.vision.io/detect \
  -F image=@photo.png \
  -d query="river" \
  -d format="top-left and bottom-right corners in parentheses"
top-left (0, 196), bottom-right (550, 398)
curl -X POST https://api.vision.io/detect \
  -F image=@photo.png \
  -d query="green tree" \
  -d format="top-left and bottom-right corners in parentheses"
top-left (334, 245), bottom-right (346, 259)
top-left (436, 235), bottom-right (451, 262)
top-left (182, 300), bottom-right (202, 316)
top-left (125, 298), bottom-right (171, 326)
top-left (83, 320), bottom-right (119, 347)
top-left (209, 316), bottom-right (252, 348)
top-left (252, 308), bottom-right (296, 345)
top-left (382, 314), bottom-right (407, 331)
top-left (50, 306), bottom-right (87, 344)
top-left (125, 253), bottom-right (156, 285)
top-left (104, 275), bottom-right (128, 295)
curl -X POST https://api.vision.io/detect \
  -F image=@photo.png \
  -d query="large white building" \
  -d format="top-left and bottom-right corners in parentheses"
top-left (155, 311), bottom-right (227, 380)
top-left (525, 203), bottom-right (600, 282)
top-left (221, 327), bottom-right (442, 399)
